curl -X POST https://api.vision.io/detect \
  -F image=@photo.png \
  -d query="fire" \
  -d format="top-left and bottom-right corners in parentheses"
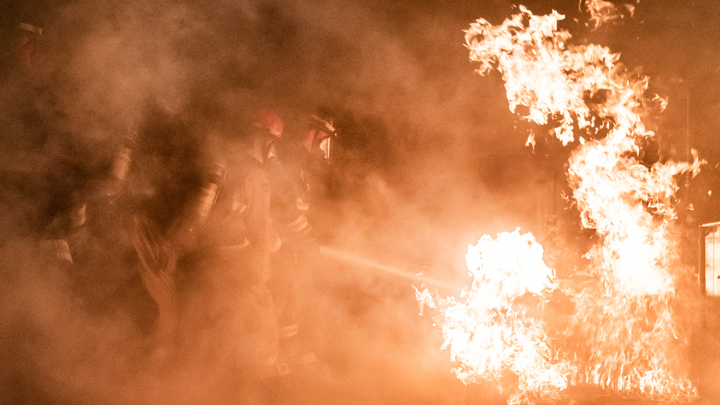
top-left (584, 0), bottom-right (637, 29)
top-left (416, 230), bottom-right (570, 404)
top-left (420, 4), bottom-right (703, 403)
top-left (584, 0), bottom-right (619, 28)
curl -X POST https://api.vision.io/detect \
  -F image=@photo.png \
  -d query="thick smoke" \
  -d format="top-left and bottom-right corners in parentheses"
top-left (2, 0), bottom-right (720, 404)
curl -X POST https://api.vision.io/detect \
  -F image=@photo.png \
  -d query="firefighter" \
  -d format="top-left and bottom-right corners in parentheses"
top-left (183, 109), bottom-right (283, 381)
top-left (70, 133), bottom-right (135, 274)
top-left (125, 105), bottom-right (206, 365)
top-left (0, 20), bottom-right (82, 274)
top-left (265, 113), bottom-right (337, 368)
top-left (0, 21), bottom-right (49, 238)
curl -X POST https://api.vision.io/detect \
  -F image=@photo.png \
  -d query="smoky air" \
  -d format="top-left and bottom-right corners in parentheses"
top-left (1, 0), bottom-right (720, 404)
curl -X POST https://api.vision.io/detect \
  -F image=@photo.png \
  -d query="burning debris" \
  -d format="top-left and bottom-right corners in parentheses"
top-left (419, 3), bottom-right (703, 403)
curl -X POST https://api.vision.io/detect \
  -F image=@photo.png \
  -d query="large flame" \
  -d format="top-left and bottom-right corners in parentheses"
top-left (417, 230), bottom-right (570, 404)
top-left (420, 4), bottom-right (702, 403)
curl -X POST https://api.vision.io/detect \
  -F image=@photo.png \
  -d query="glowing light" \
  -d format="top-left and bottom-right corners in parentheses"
top-left (584, 0), bottom-right (619, 28)
top-left (421, 4), bottom-right (703, 403)
top-left (417, 230), bottom-right (570, 404)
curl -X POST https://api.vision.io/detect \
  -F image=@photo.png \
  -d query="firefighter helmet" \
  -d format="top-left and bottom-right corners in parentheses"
top-left (253, 108), bottom-right (284, 162)
top-left (253, 108), bottom-right (283, 139)
top-left (304, 114), bottom-right (337, 163)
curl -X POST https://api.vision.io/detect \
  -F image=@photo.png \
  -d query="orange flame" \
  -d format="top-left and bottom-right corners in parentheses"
top-left (584, 0), bottom-right (619, 28)
top-left (420, 5), bottom-right (703, 403)
top-left (417, 230), bottom-right (571, 404)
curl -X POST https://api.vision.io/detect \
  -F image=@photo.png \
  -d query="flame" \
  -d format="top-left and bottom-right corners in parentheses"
top-left (420, 5), bottom-right (703, 403)
top-left (417, 230), bottom-right (570, 404)
top-left (583, 0), bottom-right (620, 28)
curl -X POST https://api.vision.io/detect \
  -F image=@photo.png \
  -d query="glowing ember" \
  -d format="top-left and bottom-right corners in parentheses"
top-left (417, 230), bottom-right (570, 404)
top-left (420, 4), bottom-right (703, 403)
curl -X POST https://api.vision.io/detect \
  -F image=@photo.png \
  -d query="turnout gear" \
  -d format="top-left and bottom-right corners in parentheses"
top-left (170, 162), bottom-right (226, 251)
top-left (183, 127), bottom-right (281, 375)
top-left (113, 110), bottom-right (203, 363)
top-left (265, 112), bottom-right (341, 371)
top-left (80, 134), bottom-right (137, 262)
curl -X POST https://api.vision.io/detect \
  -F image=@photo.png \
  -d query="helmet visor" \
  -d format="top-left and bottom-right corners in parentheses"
top-left (319, 136), bottom-right (331, 162)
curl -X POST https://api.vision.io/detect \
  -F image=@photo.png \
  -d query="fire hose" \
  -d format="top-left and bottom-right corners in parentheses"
top-left (318, 245), bottom-right (460, 291)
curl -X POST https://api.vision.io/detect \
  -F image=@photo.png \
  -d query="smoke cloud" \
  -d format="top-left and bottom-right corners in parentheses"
top-left (2, 0), bottom-right (720, 404)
